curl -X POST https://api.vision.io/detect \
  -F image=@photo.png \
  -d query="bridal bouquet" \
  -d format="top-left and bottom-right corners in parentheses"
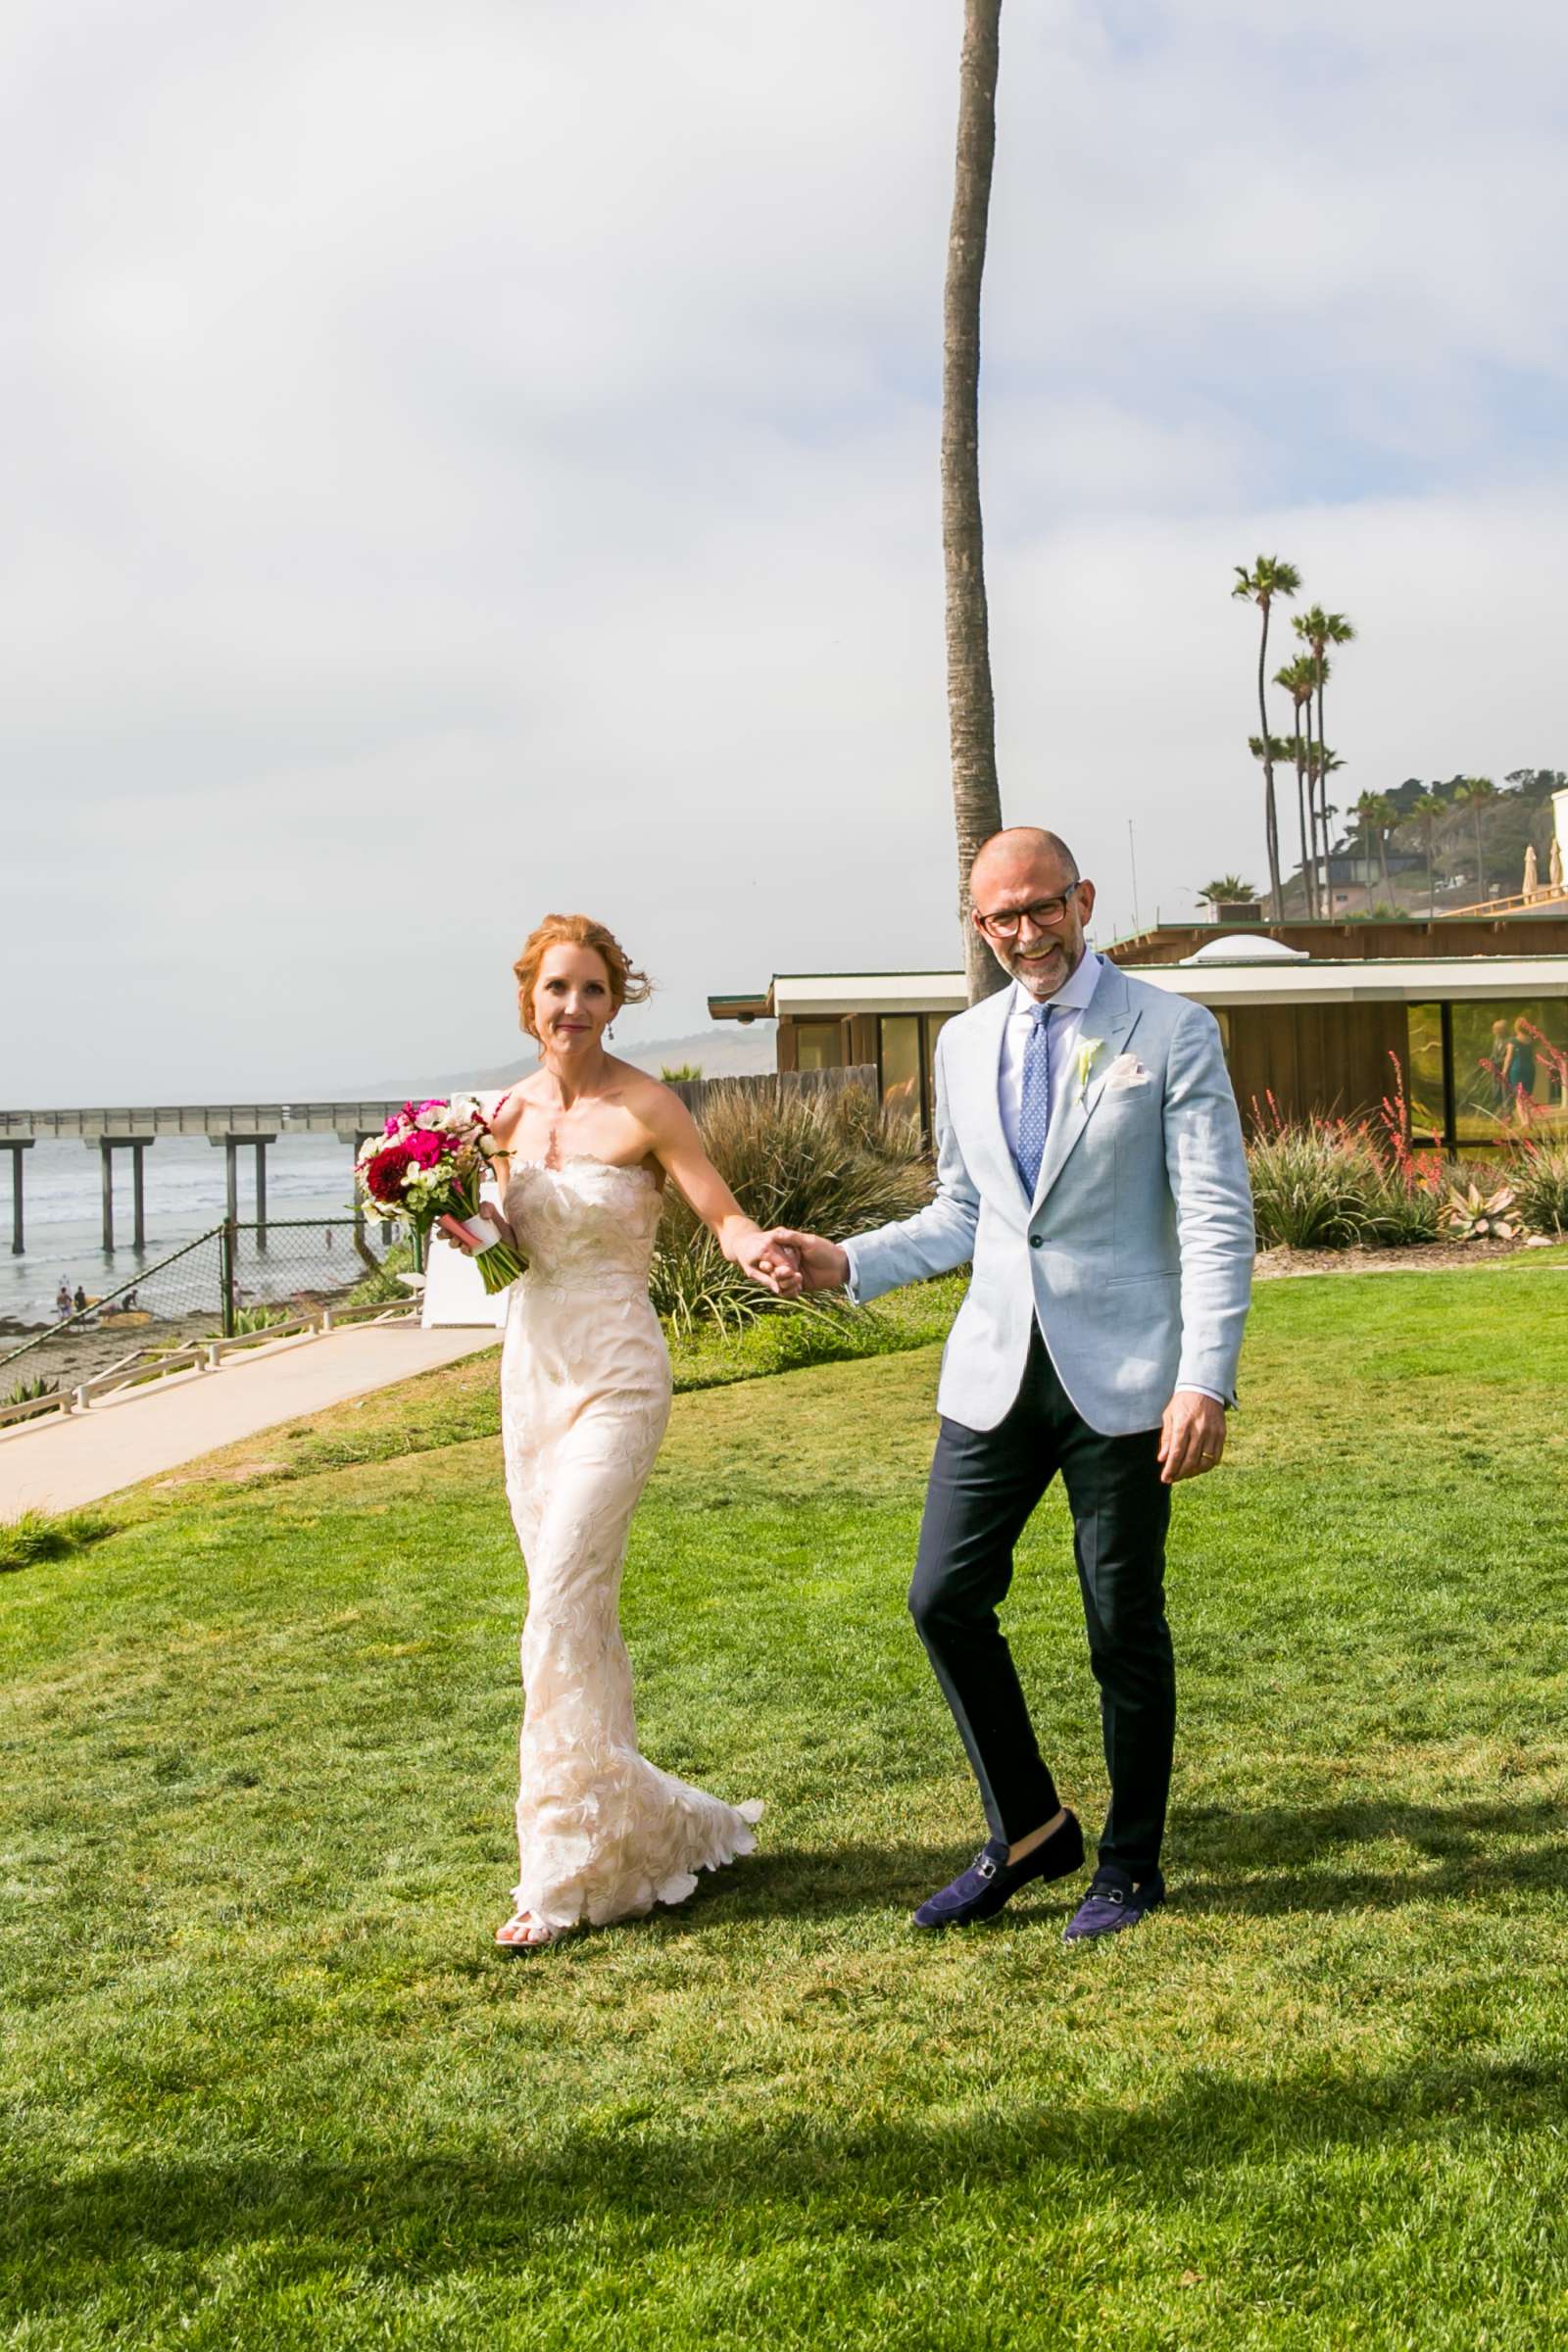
top-left (356, 1098), bottom-right (526, 1296)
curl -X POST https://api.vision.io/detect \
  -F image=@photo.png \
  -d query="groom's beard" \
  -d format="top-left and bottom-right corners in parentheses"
top-left (999, 934), bottom-right (1083, 999)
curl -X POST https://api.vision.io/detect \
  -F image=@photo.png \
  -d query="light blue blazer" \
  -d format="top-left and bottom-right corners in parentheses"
top-left (843, 959), bottom-right (1254, 1436)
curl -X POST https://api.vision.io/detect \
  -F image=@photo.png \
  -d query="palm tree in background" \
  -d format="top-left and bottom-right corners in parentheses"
top-left (1313, 748), bottom-right (1347, 906)
top-left (1274, 655), bottom-right (1318, 914)
top-left (1294, 607), bottom-right (1355, 919)
top-left (1451, 776), bottom-right (1498, 898)
top-left (1353, 791), bottom-right (1383, 905)
top-left (1199, 873), bottom-right (1259, 907)
top-left (1297, 653), bottom-right (1320, 911)
top-left (1233, 557), bottom-right (1300, 921)
top-left (943, 0), bottom-right (1006, 1003)
top-left (1367, 793), bottom-right (1397, 903)
top-left (1407, 788), bottom-right (1449, 917)
top-left (1249, 731), bottom-right (1297, 911)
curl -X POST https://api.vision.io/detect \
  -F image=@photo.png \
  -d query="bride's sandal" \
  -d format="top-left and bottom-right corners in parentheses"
top-left (495, 1910), bottom-right (558, 1954)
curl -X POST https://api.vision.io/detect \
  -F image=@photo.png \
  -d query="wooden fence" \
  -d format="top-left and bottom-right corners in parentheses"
top-left (662, 1066), bottom-right (878, 1119)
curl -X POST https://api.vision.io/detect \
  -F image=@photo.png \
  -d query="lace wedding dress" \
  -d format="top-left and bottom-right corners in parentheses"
top-left (499, 1154), bottom-right (761, 1932)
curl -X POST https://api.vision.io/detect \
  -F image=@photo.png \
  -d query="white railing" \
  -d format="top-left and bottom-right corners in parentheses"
top-left (0, 1388), bottom-right (72, 1429)
top-left (0, 1298), bottom-right (419, 1426)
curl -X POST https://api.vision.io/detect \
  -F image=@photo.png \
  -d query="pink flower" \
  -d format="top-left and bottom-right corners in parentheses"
top-left (406, 1130), bottom-right (447, 1169)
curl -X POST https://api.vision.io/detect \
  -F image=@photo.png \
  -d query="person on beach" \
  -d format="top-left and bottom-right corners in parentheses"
top-left (440, 913), bottom-right (800, 1952)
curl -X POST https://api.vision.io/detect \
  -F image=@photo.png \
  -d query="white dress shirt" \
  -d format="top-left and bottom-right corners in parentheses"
top-left (997, 949), bottom-right (1104, 1169)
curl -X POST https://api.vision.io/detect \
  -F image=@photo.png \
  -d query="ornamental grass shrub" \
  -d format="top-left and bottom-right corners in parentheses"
top-left (649, 1081), bottom-right (932, 1336)
top-left (1508, 1140), bottom-right (1568, 1237)
top-left (1246, 1117), bottom-right (1396, 1250)
top-left (1246, 1071), bottom-right (1457, 1250)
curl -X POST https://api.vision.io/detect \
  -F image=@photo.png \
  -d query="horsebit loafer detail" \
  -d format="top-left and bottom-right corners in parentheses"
top-left (1062, 1866), bottom-right (1166, 1944)
top-left (912, 1809), bottom-right (1085, 1930)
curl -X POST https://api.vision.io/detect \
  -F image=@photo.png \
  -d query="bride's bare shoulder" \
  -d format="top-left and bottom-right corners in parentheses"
top-left (610, 1059), bottom-right (700, 1137)
top-left (488, 1075), bottom-right (548, 1144)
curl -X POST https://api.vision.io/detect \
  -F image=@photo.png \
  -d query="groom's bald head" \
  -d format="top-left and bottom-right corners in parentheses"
top-left (970, 827), bottom-right (1080, 890)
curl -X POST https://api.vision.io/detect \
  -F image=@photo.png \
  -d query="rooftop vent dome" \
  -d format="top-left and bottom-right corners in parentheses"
top-left (1181, 933), bottom-right (1311, 965)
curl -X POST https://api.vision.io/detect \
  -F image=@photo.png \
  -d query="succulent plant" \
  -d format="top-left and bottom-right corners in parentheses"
top-left (1438, 1182), bottom-right (1519, 1243)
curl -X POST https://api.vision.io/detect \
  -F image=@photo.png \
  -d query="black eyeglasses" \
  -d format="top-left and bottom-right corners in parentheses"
top-left (975, 890), bottom-right (1081, 939)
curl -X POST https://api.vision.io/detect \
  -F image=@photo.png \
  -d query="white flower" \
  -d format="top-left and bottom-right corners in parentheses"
top-left (1075, 1039), bottom-right (1103, 1102)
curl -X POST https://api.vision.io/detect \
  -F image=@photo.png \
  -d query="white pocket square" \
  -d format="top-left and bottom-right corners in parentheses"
top-left (1103, 1054), bottom-right (1152, 1092)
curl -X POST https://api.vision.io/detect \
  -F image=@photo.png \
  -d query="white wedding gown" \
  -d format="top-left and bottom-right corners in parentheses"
top-left (499, 1154), bottom-right (761, 1931)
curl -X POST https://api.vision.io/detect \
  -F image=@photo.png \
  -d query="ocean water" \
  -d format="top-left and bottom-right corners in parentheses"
top-left (0, 1137), bottom-right (374, 1328)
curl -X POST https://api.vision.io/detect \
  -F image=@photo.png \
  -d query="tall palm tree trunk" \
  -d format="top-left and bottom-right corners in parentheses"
top-left (1292, 711), bottom-right (1311, 915)
top-left (1473, 803), bottom-right (1486, 897)
top-left (1313, 672), bottom-right (1330, 916)
top-left (1303, 698), bottom-right (1323, 914)
top-left (1254, 616), bottom-right (1284, 920)
top-left (944, 0), bottom-right (1006, 1003)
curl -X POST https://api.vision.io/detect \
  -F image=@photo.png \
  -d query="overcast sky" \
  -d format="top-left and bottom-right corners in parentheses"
top-left (6, 0), bottom-right (1567, 1102)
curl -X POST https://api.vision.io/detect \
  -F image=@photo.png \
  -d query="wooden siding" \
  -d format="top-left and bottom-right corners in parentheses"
top-left (1223, 1001), bottom-right (1408, 1127)
top-left (1108, 916), bottom-right (1568, 965)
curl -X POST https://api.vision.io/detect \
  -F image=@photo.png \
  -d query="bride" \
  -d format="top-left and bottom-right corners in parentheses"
top-left (441, 912), bottom-right (800, 1951)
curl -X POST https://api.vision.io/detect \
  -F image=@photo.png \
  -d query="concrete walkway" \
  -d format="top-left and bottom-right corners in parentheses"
top-left (0, 1324), bottom-right (501, 1516)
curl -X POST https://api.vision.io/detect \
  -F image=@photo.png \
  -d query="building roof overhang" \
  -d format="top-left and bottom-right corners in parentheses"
top-left (711, 956), bottom-right (1568, 1020)
top-left (710, 973), bottom-right (969, 1020)
top-left (1127, 955), bottom-right (1568, 1004)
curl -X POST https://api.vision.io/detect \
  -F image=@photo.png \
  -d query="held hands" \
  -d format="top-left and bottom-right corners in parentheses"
top-left (1157, 1389), bottom-right (1226, 1485)
top-left (732, 1228), bottom-right (806, 1298)
top-left (759, 1229), bottom-right (849, 1293)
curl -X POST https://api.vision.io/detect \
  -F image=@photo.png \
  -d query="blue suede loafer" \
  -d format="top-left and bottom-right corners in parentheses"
top-left (1062, 1865), bottom-right (1165, 1944)
top-left (912, 1809), bottom-right (1084, 1930)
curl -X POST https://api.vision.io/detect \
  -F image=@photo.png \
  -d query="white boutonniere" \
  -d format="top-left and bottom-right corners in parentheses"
top-left (1075, 1039), bottom-right (1102, 1105)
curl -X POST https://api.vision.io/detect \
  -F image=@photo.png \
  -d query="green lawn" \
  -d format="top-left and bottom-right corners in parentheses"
top-left (4, 1262), bottom-right (1568, 2349)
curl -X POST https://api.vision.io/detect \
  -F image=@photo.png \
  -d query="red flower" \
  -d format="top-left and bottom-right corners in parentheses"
top-left (364, 1145), bottom-right (414, 1203)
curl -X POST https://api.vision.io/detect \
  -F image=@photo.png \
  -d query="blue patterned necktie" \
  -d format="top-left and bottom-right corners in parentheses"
top-left (1014, 1002), bottom-right (1053, 1198)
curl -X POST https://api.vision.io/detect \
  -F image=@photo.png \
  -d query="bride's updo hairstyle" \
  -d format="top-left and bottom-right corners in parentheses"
top-left (514, 913), bottom-right (652, 1041)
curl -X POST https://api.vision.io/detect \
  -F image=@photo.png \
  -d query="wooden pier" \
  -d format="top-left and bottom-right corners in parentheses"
top-left (0, 1103), bottom-right (407, 1253)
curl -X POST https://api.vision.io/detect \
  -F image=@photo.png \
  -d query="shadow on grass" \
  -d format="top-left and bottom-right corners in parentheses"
top-left (631, 1838), bottom-right (988, 1932)
top-left (5, 2049), bottom-right (1565, 2297)
top-left (541, 1795), bottom-right (1568, 1942)
top-left (1176, 1795), bottom-right (1568, 1916)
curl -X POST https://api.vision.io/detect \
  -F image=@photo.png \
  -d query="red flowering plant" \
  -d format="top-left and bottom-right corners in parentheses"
top-left (355, 1097), bottom-right (525, 1296)
top-left (1374, 1052), bottom-right (1446, 1197)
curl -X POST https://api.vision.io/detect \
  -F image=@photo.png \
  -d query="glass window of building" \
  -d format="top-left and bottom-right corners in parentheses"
top-left (794, 1020), bottom-right (845, 1072)
top-left (1403, 1004), bottom-right (1445, 1142)
top-left (1451, 1000), bottom-right (1568, 1143)
top-left (925, 1012), bottom-right (954, 1092)
top-left (878, 1015), bottom-right (922, 1130)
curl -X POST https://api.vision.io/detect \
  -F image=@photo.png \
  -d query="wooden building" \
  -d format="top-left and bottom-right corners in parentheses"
top-left (709, 922), bottom-right (1568, 1152)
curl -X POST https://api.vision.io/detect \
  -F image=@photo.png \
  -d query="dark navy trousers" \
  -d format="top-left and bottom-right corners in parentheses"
top-left (908, 1324), bottom-right (1176, 1875)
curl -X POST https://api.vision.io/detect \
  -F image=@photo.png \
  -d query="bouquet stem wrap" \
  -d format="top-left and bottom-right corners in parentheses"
top-left (449, 1179), bottom-right (527, 1296)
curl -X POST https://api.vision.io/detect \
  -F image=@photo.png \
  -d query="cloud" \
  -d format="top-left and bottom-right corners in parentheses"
top-left (2, 0), bottom-right (1566, 1097)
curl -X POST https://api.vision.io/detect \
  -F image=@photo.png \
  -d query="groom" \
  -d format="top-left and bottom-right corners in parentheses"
top-left (770, 828), bottom-right (1253, 1942)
